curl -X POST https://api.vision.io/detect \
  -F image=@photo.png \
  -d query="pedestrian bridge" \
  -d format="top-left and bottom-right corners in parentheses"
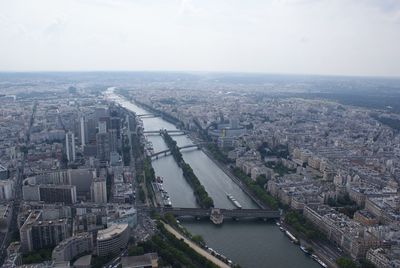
top-left (146, 207), bottom-right (280, 223)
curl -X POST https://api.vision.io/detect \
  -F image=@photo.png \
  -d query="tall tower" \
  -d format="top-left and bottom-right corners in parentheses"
top-left (65, 132), bottom-right (76, 162)
top-left (80, 116), bottom-right (86, 147)
top-left (96, 132), bottom-right (110, 162)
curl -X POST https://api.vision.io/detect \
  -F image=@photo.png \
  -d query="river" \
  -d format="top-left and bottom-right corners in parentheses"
top-left (106, 88), bottom-right (320, 268)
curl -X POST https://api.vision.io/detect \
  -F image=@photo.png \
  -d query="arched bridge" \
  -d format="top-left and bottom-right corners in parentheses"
top-left (150, 142), bottom-right (209, 158)
top-left (146, 207), bottom-right (280, 223)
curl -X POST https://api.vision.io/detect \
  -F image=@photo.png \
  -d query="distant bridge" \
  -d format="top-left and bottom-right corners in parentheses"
top-left (137, 113), bottom-right (159, 118)
top-left (150, 142), bottom-right (209, 158)
top-left (147, 207), bottom-right (280, 223)
top-left (143, 129), bottom-right (187, 135)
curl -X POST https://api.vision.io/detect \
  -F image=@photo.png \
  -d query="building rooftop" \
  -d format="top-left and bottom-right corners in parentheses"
top-left (97, 223), bottom-right (128, 241)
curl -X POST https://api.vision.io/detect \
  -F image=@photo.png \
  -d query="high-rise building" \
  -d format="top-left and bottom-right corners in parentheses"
top-left (0, 180), bottom-right (14, 201)
top-left (86, 116), bottom-right (97, 144)
top-left (80, 116), bottom-right (86, 147)
top-left (109, 129), bottom-right (119, 153)
top-left (91, 178), bottom-right (107, 204)
top-left (65, 132), bottom-right (76, 162)
top-left (98, 121), bottom-right (107, 134)
top-left (20, 211), bottom-right (70, 253)
top-left (96, 132), bottom-right (110, 162)
top-left (110, 117), bottom-right (121, 138)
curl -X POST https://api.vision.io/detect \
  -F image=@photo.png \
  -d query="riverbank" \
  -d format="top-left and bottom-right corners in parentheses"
top-left (161, 222), bottom-right (230, 268)
top-left (201, 148), bottom-right (267, 209)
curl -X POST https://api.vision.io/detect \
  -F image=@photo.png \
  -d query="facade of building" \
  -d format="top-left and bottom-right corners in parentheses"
top-left (96, 132), bottom-right (110, 162)
top-left (39, 185), bottom-right (77, 204)
top-left (66, 131), bottom-right (76, 162)
top-left (52, 233), bottom-right (93, 262)
top-left (0, 179), bottom-right (14, 200)
top-left (91, 178), bottom-right (107, 204)
top-left (96, 224), bottom-right (129, 257)
top-left (20, 210), bottom-right (70, 252)
top-left (23, 184), bottom-right (77, 204)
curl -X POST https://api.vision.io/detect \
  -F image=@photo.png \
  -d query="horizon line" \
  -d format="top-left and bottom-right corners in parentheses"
top-left (0, 70), bottom-right (399, 80)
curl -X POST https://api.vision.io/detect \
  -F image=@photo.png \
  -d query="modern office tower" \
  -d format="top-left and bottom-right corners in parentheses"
top-left (0, 180), bottom-right (14, 201)
top-left (39, 185), bottom-right (77, 204)
top-left (91, 178), bottom-right (107, 204)
top-left (80, 116), bottom-right (86, 147)
top-left (110, 117), bottom-right (121, 138)
top-left (65, 131), bottom-right (76, 162)
top-left (109, 129), bottom-right (119, 153)
top-left (96, 224), bottom-right (129, 257)
top-left (98, 120), bottom-right (107, 134)
top-left (52, 233), bottom-right (93, 262)
top-left (20, 211), bottom-right (70, 253)
top-left (86, 115), bottom-right (97, 144)
top-left (96, 132), bottom-right (110, 162)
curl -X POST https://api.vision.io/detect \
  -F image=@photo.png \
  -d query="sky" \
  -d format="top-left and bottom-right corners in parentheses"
top-left (0, 0), bottom-right (400, 77)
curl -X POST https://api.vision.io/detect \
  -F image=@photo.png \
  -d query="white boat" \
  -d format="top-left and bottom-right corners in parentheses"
top-left (226, 193), bottom-right (242, 209)
top-left (285, 230), bottom-right (299, 244)
top-left (311, 254), bottom-right (327, 267)
top-left (300, 245), bottom-right (310, 254)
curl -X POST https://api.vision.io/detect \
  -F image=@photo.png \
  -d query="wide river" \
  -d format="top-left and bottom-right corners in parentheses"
top-left (107, 89), bottom-right (319, 268)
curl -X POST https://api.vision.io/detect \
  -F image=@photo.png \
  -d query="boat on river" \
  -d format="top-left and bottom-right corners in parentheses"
top-left (311, 254), bottom-right (328, 268)
top-left (285, 230), bottom-right (299, 244)
top-left (226, 193), bottom-right (242, 209)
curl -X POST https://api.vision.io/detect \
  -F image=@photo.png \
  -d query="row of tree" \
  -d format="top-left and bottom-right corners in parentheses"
top-left (232, 167), bottom-right (278, 209)
top-left (162, 132), bottom-right (214, 208)
top-left (135, 221), bottom-right (219, 268)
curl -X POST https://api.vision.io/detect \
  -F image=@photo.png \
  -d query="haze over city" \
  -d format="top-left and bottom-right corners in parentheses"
top-left (1, 0), bottom-right (400, 76)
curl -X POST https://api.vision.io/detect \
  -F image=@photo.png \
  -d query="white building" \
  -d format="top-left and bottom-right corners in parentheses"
top-left (0, 180), bottom-right (14, 200)
top-left (97, 224), bottom-right (129, 257)
top-left (65, 131), bottom-right (76, 162)
top-left (91, 178), bottom-right (107, 204)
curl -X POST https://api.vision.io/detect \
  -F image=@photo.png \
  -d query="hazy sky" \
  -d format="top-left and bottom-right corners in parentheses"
top-left (1, 0), bottom-right (400, 76)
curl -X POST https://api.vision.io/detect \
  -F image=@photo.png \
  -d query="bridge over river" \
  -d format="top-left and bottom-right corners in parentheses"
top-left (150, 142), bottom-right (209, 158)
top-left (143, 207), bottom-right (280, 224)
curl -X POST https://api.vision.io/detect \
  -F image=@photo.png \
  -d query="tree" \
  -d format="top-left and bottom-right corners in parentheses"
top-left (360, 259), bottom-right (376, 268)
top-left (336, 257), bottom-right (357, 268)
